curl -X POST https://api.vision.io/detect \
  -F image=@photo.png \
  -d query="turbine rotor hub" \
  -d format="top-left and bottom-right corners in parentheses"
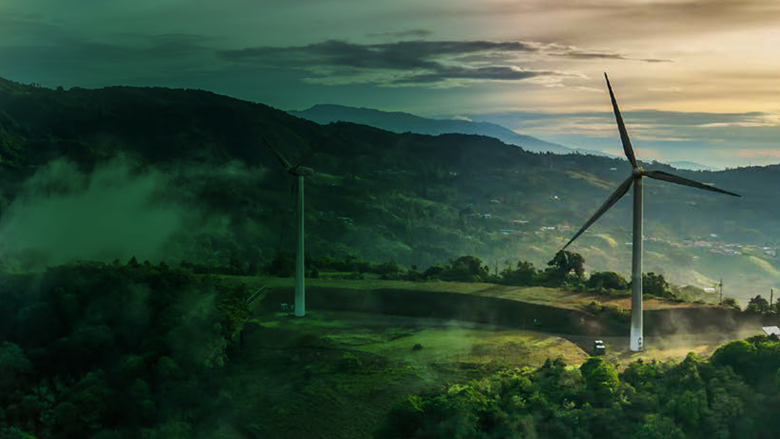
top-left (289, 166), bottom-right (315, 177)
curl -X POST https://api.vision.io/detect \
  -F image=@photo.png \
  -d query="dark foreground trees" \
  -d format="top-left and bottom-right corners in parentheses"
top-left (377, 337), bottom-right (780, 439)
top-left (0, 261), bottom-right (250, 439)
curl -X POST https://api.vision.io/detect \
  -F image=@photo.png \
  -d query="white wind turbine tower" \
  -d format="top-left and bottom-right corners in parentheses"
top-left (262, 135), bottom-right (314, 317)
top-left (561, 73), bottom-right (740, 351)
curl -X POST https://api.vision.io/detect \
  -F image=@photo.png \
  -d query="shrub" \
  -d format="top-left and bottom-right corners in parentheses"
top-left (587, 271), bottom-right (628, 291)
top-left (641, 273), bottom-right (675, 299)
top-left (500, 260), bottom-right (537, 286)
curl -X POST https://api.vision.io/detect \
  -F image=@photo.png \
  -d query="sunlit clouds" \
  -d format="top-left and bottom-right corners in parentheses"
top-left (2, 0), bottom-right (780, 167)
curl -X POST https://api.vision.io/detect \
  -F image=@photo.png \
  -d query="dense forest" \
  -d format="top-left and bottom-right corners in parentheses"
top-left (0, 261), bottom-right (250, 438)
top-left (377, 337), bottom-right (780, 439)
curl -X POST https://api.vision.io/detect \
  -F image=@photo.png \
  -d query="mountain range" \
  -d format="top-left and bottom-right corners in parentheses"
top-left (290, 104), bottom-right (609, 156)
top-left (291, 104), bottom-right (718, 171)
top-left (666, 161), bottom-right (718, 172)
top-left (0, 77), bottom-right (777, 301)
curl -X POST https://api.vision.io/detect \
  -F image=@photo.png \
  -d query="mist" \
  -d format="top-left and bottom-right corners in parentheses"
top-left (0, 157), bottom-right (184, 269)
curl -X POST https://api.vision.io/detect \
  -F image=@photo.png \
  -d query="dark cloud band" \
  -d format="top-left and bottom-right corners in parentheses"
top-left (219, 39), bottom-right (661, 87)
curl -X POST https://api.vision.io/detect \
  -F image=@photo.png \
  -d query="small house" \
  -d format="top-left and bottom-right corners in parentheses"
top-left (762, 326), bottom-right (780, 340)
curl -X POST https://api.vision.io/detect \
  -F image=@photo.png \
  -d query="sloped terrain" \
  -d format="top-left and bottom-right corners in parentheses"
top-left (0, 78), bottom-right (778, 301)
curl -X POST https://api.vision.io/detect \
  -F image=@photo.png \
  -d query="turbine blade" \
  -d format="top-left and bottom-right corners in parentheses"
top-left (260, 134), bottom-right (292, 170)
top-left (605, 73), bottom-right (638, 169)
top-left (563, 175), bottom-right (634, 249)
top-left (643, 170), bottom-right (740, 197)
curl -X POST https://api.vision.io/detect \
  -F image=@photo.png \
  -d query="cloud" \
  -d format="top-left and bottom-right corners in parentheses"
top-left (423, 0), bottom-right (780, 43)
top-left (551, 49), bottom-right (672, 63)
top-left (367, 29), bottom-right (433, 38)
top-left (392, 66), bottom-right (572, 86)
top-left (0, 157), bottom-right (184, 268)
top-left (144, 33), bottom-right (216, 58)
top-left (648, 87), bottom-right (683, 93)
top-left (584, 0), bottom-right (780, 31)
top-left (539, 42), bottom-right (672, 63)
top-left (219, 39), bottom-right (552, 86)
top-left (465, 109), bottom-right (780, 168)
top-left (734, 149), bottom-right (780, 159)
top-left (218, 39), bottom-right (660, 87)
top-left (0, 14), bottom-right (219, 86)
top-left (219, 40), bottom-right (540, 69)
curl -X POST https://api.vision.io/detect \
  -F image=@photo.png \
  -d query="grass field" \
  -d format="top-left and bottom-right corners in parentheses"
top-left (259, 310), bottom-right (590, 367)
top-left (221, 308), bottom-right (756, 439)
top-left (224, 310), bottom-right (590, 439)
top-left (206, 274), bottom-right (763, 439)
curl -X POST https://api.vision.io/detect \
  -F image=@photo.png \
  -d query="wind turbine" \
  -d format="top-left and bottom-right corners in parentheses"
top-left (561, 73), bottom-right (740, 352)
top-left (262, 135), bottom-right (314, 317)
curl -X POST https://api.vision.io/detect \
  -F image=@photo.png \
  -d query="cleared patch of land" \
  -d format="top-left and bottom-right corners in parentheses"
top-left (226, 308), bottom-right (759, 439)
top-left (227, 310), bottom-right (588, 439)
top-left (561, 329), bottom-right (762, 369)
top-left (222, 275), bottom-right (707, 312)
top-left (261, 310), bottom-right (590, 367)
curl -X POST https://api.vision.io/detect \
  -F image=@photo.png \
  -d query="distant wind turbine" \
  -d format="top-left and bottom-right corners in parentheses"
top-left (262, 135), bottom-right (314, 317)
top-left (561, 73), bottom-right (740, 352)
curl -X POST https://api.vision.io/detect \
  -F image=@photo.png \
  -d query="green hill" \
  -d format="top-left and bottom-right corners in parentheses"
top-left (0, 78), bottom-right (778, 301)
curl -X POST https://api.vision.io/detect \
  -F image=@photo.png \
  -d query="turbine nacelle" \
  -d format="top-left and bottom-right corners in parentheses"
top-left (289, 166), bottom-right (315, 177)
top-left (260, 134), bottom-right (316, 176)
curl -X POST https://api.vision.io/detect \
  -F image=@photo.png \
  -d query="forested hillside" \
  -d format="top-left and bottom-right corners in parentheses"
top-left (0, 78), bottom-right (779, 300)
top-left (378, 337), bottom-right (780, 439)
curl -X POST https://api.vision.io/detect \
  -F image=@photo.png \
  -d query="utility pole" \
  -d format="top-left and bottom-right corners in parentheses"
top-left (719, 278), bottom-right (724, 304)
top-left (771, 288), bottom-right (775, 311)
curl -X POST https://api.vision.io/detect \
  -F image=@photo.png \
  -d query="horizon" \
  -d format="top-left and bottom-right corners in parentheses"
top-left (4, 1), bottom-right (780, 167)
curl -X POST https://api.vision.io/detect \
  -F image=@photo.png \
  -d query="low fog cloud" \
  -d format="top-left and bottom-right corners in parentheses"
top-left (0, 157), bottom-right (184, 268)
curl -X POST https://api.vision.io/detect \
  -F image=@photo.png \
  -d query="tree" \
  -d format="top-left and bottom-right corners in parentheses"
top-left (746, 295), bottom-right (770, 315)
top-left (423, 264), bottom-right (446, 279)
top-left (721, 297), bottom-right (740, 310)
top-left (711, 340), bottom-right (757, 377)
top-left (634, 414), bottom-right (686, 439)
top-left (267, 251), bottom-right (294, 277)
top-left (587, 271), bottom-right (628, 290)
top-left (0, 342), bottom-right (31, 392)
top-left (580, 357), bottom-right (619, 405)
top-left (500, 260), bottom-right (537, 286)
top-left (442, 256), bottom-right (489, 282)
top-left (641, 273), bottom-right (673, 299)
top-left (546, 251), bottom-right (585, 282)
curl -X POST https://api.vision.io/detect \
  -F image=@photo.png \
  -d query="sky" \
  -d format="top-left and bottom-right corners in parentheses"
top-left (3, 0), bottom-right (780, 168)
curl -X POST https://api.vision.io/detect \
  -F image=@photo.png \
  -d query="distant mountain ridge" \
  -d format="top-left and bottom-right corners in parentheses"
top-left (290, 104), bottom-right (611, 157)
top-left (667, 160), bottom-right (718, 172)
top-left (291, 104), bottom-right (725, 171)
